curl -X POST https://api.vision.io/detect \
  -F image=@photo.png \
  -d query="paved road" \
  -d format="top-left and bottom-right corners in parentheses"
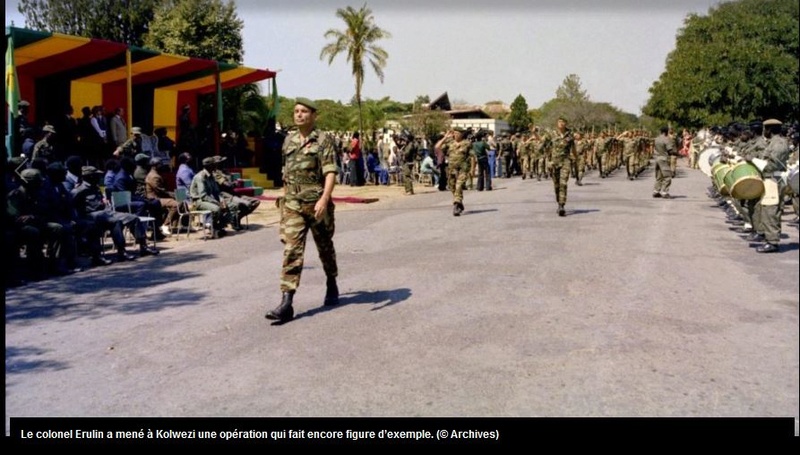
top-left (5, 163), bottom-right (799, 433)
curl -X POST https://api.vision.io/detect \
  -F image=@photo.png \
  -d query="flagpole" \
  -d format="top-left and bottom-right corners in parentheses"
top-left (6, 31), bottom-right (18, 158)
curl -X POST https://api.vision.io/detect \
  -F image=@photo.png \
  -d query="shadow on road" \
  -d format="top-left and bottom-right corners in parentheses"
top-left (288, 288), bottom-right (413, 323)
top-left (463, 209), bottom-right (499, 216)
top-left (6, 345), bottom-right (69, 376)
top-left (567, 209), bottom-right (601, 216)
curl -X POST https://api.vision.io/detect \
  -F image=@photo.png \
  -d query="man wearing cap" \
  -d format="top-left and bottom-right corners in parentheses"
top-left (113, 127), bottom-right (144, 158)
top-left (211, 155), bottom-right (261, 230)
top-left (146, 158), bottom-right (180, 236)
top-left (396, 133), bottom-right (419, 195)
top-left (71, 165), bottom-right (159, 261)
top-left (265, 97), bottom-right (340, 323)
top-left (751, 119), bottom-right (791, 253)
top-left (189, 156), bottom-right (232, 237)
top-left (32, 125), bottom-right (57, 163)
top-left (435, 126), bottom-right (472, 216)
top-left (6, 168), bottom-right (72, 279)
top-left (653, 126), bottom-right (678, 199)
top-left (548, 116), bottom-right (575, 216)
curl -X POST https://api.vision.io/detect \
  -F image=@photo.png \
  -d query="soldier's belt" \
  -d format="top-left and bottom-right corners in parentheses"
top-left (285, 182), bottom-right (322, 194)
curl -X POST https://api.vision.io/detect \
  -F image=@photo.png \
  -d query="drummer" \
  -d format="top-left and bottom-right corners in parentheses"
top-left (750, 119), bottom-right (791, 253)
top-left (739, 121), bottom-right (769, 235)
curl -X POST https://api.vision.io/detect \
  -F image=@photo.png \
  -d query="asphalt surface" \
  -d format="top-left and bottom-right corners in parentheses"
top-left (5, 162), bottom-right (799, 434)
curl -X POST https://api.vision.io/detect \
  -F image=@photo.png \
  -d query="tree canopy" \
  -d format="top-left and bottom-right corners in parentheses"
top-left (644, 0), bottom-right (799, 127)
top-left (18, 0), bottom-right (158, 46)
top-left (319, 4), bottom-right (391, 134)
top-left (507, 94), bottom-right (532, 133)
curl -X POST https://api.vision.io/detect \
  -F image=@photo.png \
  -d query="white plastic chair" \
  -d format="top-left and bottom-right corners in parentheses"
top-left (175, 187), bottom-right (212, 240)
top-left (111, 190), bottom-right (158, 248)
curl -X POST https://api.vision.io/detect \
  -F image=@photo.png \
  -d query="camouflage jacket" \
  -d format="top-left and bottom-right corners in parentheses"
top-left (282, 128), bottom-right (338, 207)
top-left (550, 129), bottom-right (575, 164)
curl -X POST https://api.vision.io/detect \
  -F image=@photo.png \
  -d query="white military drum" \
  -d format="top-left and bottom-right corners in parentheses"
top-left (699, 147), bottom-right (722, 177)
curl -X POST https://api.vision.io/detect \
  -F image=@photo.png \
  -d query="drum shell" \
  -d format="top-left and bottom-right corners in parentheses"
top-left (728, 162), bottom-right (764, 200)
top-left (713, 163), bottom-right (731, 195)
top-left (789, 168), bottom-right (799, 196)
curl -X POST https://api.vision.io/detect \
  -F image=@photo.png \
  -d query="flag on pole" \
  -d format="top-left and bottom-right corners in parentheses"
top-left (6, 33), bottom-right (20, 157)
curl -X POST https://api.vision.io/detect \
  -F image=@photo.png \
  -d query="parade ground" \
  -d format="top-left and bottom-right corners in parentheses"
top-left (5, 162), bottom-right (799, 435)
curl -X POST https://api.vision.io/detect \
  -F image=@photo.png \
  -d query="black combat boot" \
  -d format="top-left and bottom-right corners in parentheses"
top-left (558, 204), bottom-right (566, 217)
top-left (266, 292), bottom-right (294, 322)
top-left (324, 276), bottom-right (339, 306)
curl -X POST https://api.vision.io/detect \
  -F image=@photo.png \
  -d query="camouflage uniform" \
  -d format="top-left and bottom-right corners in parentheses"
top-left (400, 140), bottom-right (418, 195)
top-left (279, 128), bottom-right (339, 292)
top-left (549, 127), bottom-right (575, 212)
top-left (621, 134), bottom-right (637, 179)
top-left (32, 138), bottom-right (56, 163)
top-left (441, 137), bottom-right (472, 206)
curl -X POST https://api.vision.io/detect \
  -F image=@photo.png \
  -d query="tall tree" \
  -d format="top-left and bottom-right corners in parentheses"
top-left (507, 94), bottom-right (532, 133)
top-left (145, 0), bottom-right (243, 63)
top-left (555, 73), bottom-right (589, 102)
top-left (146, 0), bottom-right (253, 137)
top-left (319, 4), bottom-right (391, 136)
top-left (644, 0), bottom-right (799, 127)
top-left (18, 0), bottom-right (159, 46)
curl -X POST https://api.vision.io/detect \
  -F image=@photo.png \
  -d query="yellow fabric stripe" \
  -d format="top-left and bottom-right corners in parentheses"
top-left (158, 67), bottom-right (255, 92)
top-left (70, 81), bottom-right (103, 112)
top-left (15, 34), bottom-right (90, 66)
top-left (75, 54), bottom-right (190, 84)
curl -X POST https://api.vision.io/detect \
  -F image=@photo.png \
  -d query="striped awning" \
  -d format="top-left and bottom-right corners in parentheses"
top-left (7, 27), bottom-right (275, 91)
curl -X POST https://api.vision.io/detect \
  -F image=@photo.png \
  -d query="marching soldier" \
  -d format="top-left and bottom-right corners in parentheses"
top-left (548, 116), bottom-right (575, 216)
top-left (266, 98), bottom-right (340, 323)
top-left (653, 126), bottom-right (679, 198)
top-left (435, 127), bottom-right (472, 216)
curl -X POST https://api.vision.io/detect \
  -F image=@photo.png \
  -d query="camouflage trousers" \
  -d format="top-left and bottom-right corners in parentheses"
top-left (624, 155), bottom-right (636, 177)
top-left (403, 162), bottom-right (415, 194)
top-left (448, 161), bottom-right (469, 204)
top-left (551, 161), bottom-right (571, 205)
top-left (572, 155), bottom-right (586, 181)
top-left (279, 201), bottom-right (337, 292)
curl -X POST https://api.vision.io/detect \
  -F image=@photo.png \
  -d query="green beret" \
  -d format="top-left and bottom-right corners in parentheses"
top-left (295, 97), bottom-right (318, 112)
top-left (557, 115), bottom-right (569, 123)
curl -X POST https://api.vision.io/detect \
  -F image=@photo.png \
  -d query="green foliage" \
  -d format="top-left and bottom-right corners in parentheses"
top-left (644, 0), bottom-right (799, 127)
top-left (402, 107), bottom-right (450, 144)
top-left (18, 0), bottom-right (159, 46)
top-left (555, 74), bottom-right (589, 102)
top-left (507, 94), bottom-right (532, 133)
top-left (144, 0), bottom-right (243, 63)
top-left (319, 4), bottom-right (391, 134)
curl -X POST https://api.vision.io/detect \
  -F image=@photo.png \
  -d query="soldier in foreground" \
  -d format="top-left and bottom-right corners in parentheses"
top-left (266, 98), bottom-right (339, 323)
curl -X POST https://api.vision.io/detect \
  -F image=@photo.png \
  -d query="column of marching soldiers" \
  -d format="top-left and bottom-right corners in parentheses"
top-left (488, 128), bottom-right (655, 185)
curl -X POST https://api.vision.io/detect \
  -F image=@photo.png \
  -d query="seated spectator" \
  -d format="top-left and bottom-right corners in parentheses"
top-left (145, 158), bottom-right (180, 236)
top-left (133, 153), bottom-right (151, 199)
top-left (7, 168), bottom-right (70, 280)
top-left (420, 152), bottom-right (439, 186)
top-left (71, 166), bottom-right (159, 261)
top-left (32, 125), bottom-right (57, 164)
top-left (189, 156), bottom-right (233, 237)
top-left (211, 156), bottom-right (260, 230)
top-left (366, 150), bottom-right (380, 185)
top-left (111, 156), bottom-right (166, 240)
top-left (103, 158), bottom-right (120, 201)
top-left (154, 127), bottom-right (175, 160)
top-left (64, 155), bottom-right (83, 192)
top-left (43, 162), bottom-right (111, 269)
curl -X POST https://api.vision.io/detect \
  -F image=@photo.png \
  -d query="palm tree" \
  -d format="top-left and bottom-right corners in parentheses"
top-left (319, 4), bottom-right (391, 136)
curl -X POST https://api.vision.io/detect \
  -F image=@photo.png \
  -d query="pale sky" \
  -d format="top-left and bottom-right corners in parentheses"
top-left (5, 0), bottom-right (722, 115)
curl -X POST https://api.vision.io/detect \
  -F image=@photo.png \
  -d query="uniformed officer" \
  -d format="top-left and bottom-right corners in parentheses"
top-left (31, 125), bottom-right (57, 163)
top-left (266, 98), bottom-right (339, 323)
top-left (435, 126), bottom-right (472, 216)
top-left (652, 126), bottom-right (678, 198)
top-left (549, 116), bottom-right (575, 216)
top-left (752, 119), bottom-right (792, 253)
top-left (113, 126), bottom-right (144, 158)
